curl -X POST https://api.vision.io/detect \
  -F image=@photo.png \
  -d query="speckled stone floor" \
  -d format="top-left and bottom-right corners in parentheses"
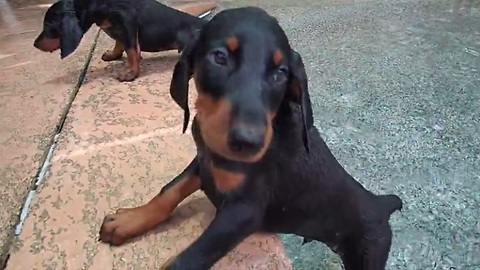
top-left (0, 1), bottom-right (98, 266)
top-left (3, 1), bottom-right (291, 269)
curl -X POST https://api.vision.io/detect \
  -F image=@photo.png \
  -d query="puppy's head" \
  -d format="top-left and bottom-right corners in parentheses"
top-left (170, 7), bottom-right (313, 163)
top-left (33, 0), bottom-right (84, 59)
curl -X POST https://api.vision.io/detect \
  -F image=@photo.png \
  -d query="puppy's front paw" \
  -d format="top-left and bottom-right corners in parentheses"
top-left (98, 206), bottom-right (157, 246)
top-left (101, 50), bottom-right (123, 61)
top-left (117, 68), bottom-right (139, 82)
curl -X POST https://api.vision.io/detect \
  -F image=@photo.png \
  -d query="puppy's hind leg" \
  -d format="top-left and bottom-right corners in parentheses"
top-left (98, 158), bottom-right (201, 246)
top-left (101, 40), bottom-right (124, 61)
top-left (341, 226), bottom-right (393, 270)
top-left (362, 226), bottom-right (393, 270)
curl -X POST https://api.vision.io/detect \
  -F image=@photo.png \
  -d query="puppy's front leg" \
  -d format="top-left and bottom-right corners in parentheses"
top-left (162, 202), bottom-right (263, 270)
top-left (109, 13), bottom-right (140, 82)
top-left (99, 158), bottom-right (200, 246)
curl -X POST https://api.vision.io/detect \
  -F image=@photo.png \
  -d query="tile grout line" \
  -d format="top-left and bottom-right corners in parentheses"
top-left (14, 133), bottom-right (60, 236)
top-left (13, 29), bottom-right (101, 236)
top-left (1, 29), bottom-right (101, 270)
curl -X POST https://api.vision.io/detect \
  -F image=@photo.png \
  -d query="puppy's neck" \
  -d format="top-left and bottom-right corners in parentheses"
top-left (206, 150), bottom-right (252, 172)
top-left (76, 0), bottom-right (113, 33)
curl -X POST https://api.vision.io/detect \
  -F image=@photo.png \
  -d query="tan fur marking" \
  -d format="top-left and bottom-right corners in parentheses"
top-left (194, 81), bottom-right (275, 163)
top-left (125, 47), bottom-right (140, 73)
top-left (98, 19), bottom-right (112, 30)
top-left (37, 38), bottom-right (60, 52)
top-left (99, 174), bottom-right (200, 245)
top-left (273, 49), bottom-right (283, 65)
top-left (226, 36), bottom-right (239, 52)
top-left (101, 40), bottom-right (124, 61)
top-left (160, 256), bottom-right (176, 269)
top-left (210, 163), bottom-right (246, 192)
top-left (111, 41), bottom-right (124, 55)
top-left (150, 175), bottom-right (201, 217)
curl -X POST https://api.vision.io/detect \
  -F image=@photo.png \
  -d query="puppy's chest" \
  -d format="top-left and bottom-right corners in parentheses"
top-left (192, 118), bottom-right (251, 206)
top-left (197, 153), bottom-right (248, 208)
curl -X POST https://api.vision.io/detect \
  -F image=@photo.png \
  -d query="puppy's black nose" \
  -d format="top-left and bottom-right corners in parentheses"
top-left (33, 39), bottom-right (39, 48)
top-left (227, 127), bottom-right (264, 154)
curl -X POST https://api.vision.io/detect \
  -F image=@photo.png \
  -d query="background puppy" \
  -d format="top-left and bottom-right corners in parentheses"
top-left (33, 0), bottom-right (212, 81)
top-left (99, 6), bottom-right (403, 270)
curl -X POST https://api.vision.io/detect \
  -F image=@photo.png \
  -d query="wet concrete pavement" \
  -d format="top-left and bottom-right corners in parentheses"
top-left (1, 0), bottom-right (479, 269)
top-left (222, 0), bottom-right (479, 269)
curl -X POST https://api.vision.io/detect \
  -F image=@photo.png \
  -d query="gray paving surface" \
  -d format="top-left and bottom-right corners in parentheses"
top-left (224, 0), bottom-right (480, 269)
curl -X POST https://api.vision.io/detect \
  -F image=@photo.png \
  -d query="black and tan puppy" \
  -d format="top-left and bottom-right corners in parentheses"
top-left (33, 0), bottom-right (211, 81)
top-left (98, 7), bottom-right (403, 270)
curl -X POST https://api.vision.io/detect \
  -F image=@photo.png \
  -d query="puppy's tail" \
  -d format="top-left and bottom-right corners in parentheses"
top-left (378, 194), bottom-right (403, 216)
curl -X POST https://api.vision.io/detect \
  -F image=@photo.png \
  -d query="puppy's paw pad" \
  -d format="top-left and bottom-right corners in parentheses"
top-left (117, 69), bottom-right (139, 82)
top-left (98, 207), bottom-right (146, 246)
top-left (101, 51), bottom-right (123, 61)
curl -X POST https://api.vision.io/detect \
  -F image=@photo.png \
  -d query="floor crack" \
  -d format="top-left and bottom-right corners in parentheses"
top-left (1, 29), bottom-right (101, 270)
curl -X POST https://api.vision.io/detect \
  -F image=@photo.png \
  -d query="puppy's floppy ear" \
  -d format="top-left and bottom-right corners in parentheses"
top-left (286, 49), bottom-right (314, 152)
top-left (170, 27), bottom-right (201, 133)
top-left (175, 22), bottom-right (204, 53)
top-left (59, 0), bottom-right (83, 59)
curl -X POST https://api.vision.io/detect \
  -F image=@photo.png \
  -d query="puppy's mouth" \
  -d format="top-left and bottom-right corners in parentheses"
top-left (194, 92), bottom-right (274, 163)
top-left (206, 125), bottom-right (273, 164)
top-left (226, 128), bottom-right (265, 158)
top-left (34, 37), bottom-right (60, 53)
top-left (215, 144), bottom-right (268, 163)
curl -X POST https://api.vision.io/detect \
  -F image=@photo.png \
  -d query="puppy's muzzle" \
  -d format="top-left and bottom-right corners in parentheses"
top-left (33, 34), bottom-right (60, 52)
top-left (227, 124), bottom-right (265, 156)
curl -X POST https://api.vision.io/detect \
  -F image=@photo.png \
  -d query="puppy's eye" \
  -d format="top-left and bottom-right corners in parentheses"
top-left (272, 67), bottom-right (288, 84)
top-left (209, 49), bottom-right (228, 66)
